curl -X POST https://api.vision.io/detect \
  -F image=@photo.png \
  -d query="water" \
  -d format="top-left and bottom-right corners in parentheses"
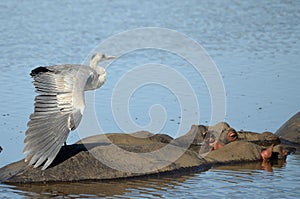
top-left (0, 0), bottom-right (300, 198)
top-left (1, 157), bottom-right (299, 198)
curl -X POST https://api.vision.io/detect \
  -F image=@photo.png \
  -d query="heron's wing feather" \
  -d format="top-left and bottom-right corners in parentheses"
top-left (24, 65), bottom-right (93, 170)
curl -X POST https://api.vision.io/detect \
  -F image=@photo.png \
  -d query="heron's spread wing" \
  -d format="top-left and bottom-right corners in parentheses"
top-left (24, 65), bottom-right (93, 170)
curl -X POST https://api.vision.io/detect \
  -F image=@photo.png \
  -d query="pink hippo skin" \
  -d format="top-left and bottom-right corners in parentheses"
top-left (208, 128), bottom-right (288, 171)
top-left (210, 128), bottom-right (238, 150)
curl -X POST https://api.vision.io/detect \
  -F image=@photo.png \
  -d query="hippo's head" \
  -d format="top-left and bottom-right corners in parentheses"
top-left (201, 127), bottom-right (239, 151)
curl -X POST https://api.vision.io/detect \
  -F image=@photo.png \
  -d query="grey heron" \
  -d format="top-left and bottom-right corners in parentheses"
top-left (23, 53), bottom-right (115, 170)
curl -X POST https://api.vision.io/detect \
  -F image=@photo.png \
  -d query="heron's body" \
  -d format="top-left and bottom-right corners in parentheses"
top-left (23, 53), bottom-right (113, 170)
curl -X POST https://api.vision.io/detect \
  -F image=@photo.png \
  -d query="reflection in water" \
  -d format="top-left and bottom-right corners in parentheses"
top-left (8, 174), bottom-right (196, 198)
top-left (2, 160), bottom-right (289, 198)
top-left (212, 159), bottom-right (286, 172)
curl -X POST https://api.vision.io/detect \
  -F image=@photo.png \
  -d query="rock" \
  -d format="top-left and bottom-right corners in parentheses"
top-left (275, 111), bottom-right (300, 146)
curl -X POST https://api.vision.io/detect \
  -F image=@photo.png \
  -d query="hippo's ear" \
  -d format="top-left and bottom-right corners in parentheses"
top-left (261, 144), bottom-right (274, 160)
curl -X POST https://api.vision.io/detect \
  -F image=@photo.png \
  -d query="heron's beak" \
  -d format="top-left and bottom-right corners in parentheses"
top-left (105, 55), bottom-right (116, 60)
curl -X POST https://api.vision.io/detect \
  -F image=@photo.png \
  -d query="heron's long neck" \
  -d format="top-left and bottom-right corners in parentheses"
top-left (84, 67), bottom-right (106, 91)
top-left (90, 60), bottom-right (99, 69)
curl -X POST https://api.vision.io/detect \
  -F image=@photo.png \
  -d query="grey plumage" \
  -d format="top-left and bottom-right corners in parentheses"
top-left (23, 53), bottom-right (115, 170)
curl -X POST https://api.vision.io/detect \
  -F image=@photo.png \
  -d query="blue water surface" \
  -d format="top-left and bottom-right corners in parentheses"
top-left (0, 0), bottom-right (299, 198)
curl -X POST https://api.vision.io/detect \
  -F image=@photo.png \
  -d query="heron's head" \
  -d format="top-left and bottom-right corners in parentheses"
top-left (90, 52), bottom-right (115, 69)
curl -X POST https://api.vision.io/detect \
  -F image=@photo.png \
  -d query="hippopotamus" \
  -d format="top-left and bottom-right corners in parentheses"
top-left (275, 111), bottom-right (300, 147)
top-left (0, 119), bottom-right (295, 183)
top-left (172, 122), bottom-right (289, 172)
top-left (0, 131), bottom-right (209, 183)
